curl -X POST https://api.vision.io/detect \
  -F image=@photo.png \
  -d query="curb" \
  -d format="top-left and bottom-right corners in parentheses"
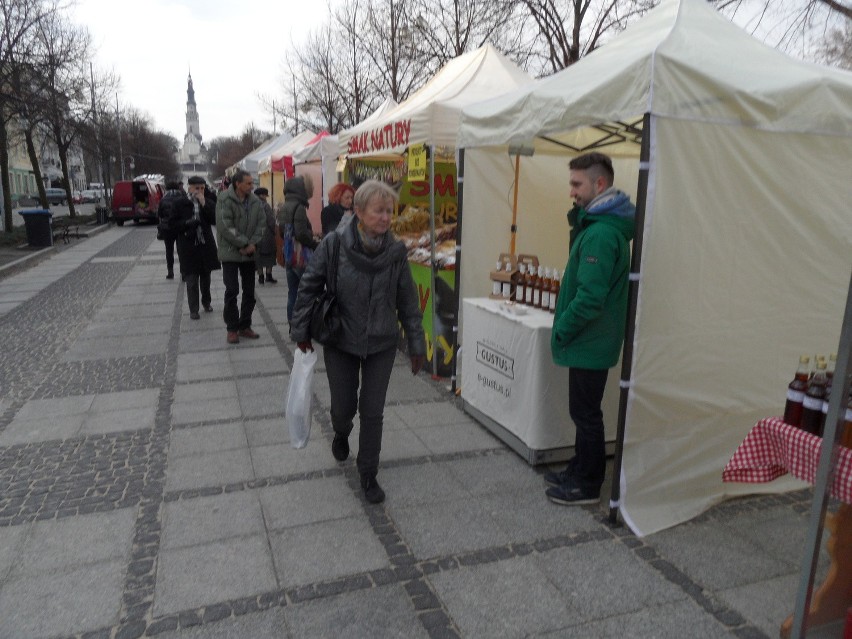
top-left (0, 222), bottom-right (111, 276)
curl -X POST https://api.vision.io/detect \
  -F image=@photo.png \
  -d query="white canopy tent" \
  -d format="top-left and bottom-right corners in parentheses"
top-left (256, 130), bottom-right (318, 175)
top-left (338, 43), bottom-right (533, 158)
top-left (456, 0), bottom-right (852, 535)
top-left (233, 132), bottom-right (293, 176)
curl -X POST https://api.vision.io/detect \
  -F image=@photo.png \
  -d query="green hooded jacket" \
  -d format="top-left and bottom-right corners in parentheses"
top-left (551, 189), bottom-right (635, 369)
top-left (215, 185), bottom-right (265, 263)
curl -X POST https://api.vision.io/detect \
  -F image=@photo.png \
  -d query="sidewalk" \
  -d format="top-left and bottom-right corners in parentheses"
top-left (0, 226), bottom-right (837, 639)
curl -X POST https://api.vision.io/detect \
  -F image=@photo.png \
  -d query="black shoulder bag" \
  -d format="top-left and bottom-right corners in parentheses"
top-left (309, 234), bottom-right (342, 345)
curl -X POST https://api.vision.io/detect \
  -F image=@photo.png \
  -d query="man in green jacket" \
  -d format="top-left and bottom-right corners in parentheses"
top-left (216, 169), bottom-right (265, 344)
top-left (545, 152), bottom-right (635, 506)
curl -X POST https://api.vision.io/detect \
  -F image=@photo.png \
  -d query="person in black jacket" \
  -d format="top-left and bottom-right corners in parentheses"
top-left (168, 176), bottom-right (221, 319)
top-left (158, 180), bottom-right (183, 279)
top-left (278, 175), bottom-right (319, 325)
top-left (291, 180), bottom-right (426, 504)
top-left (320, 183), bottom-right (355, 236)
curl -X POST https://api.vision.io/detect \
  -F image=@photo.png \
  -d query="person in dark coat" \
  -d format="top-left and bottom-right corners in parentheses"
top-left (278, 174), bottom-right (319, 325)
top-left (254, 187), bottom-right (278, 284)
top-left (168, 175), bottom-right (221, 319)
top-left (158, 180), bottom-right (183, 279)
top-left (320, 183), bottom-right (355, 235)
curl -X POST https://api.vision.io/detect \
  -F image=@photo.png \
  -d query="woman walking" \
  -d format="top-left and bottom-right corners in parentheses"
top-left (290, 180), bottom-right (425, 503)
top-left (254, 187), bottom-right (278, 284)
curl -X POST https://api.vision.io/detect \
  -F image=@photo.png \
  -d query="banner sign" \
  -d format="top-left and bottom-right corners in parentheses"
top-left (347, 119), bottom-right (412, 156)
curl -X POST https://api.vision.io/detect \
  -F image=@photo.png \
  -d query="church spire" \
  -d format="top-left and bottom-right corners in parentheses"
top-left (187, 71), bottom-right (196, 105)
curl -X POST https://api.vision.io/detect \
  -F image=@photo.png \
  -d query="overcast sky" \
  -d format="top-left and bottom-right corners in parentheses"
top-left (72, 0), bottom-right (335, 143)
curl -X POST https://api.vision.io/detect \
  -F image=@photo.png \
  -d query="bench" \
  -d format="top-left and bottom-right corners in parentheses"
top-left (52, 219), bottom-right (81, 244)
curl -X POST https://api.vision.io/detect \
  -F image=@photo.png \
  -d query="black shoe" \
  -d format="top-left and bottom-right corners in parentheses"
top-left (331, 434), bottom-right (349, 461)
top-left (190, 311), bottom-right (200, 320)
top-left (258, 273), bottom-right (265, 285)
top-left (203, 305), bottom-right (213, 313)
top-left (545, 479), bottom-right (599, 506)
top-left (361, 475), bottom-right (385, 504)
top-left (266, 274), bottom-right (277, 284)
top-left (544, 457), bottom-right (577, 486)
top-left (166, 272), bottom-right (174, 280)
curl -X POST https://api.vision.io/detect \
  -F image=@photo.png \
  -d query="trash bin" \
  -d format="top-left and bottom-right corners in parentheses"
top-left (17, 209), bottom-right (53, 247)
top-left (95, 205), bottom-right (109, 225)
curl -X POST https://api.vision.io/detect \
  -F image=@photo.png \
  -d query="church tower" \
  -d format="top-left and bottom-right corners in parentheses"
top-left (178, 71), bottom-right (207, 181)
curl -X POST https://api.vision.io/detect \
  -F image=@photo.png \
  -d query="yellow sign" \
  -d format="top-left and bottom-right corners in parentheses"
top-left (408, 144), bottom-right (427, 181)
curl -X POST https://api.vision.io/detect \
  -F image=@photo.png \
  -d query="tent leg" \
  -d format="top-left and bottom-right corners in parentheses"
top-left (429, 145), bottom-right (438, 379)
top-left (451, 149), bottom-right (465, 394)
top-left (609, 112), bottom-right (652, 526)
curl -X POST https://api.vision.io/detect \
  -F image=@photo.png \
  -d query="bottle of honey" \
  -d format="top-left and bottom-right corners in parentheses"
top-left (533, 266), bottom-right (544, 308)
top-left (783, 355), bottom-right (810, 427)
top-left (525, 264), bottom-right (537, 306)
top-left (801, 361), bottom-right (828, 435)
top-left (540, 268), bottom-right (551, 311)
top-left (549, 269), bottom-right (560, 313)
top-left (501, 261), bottom-right (513, 300)
top-left (516, 263), bottom-right (527, 305)
top-left (842, 392), bottom-right (852, 448)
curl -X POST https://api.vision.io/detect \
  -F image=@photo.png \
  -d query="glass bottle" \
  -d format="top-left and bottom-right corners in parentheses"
top-left (501, 262), bottom-right (513, 300)
top-left (525, 263), bottom-right (537, 306)
top-left (516, 263), bottom-right (527, 305)
top-left (784, 356), bottom-right (810, 427)
top-left (533, 265), bottom-right (544, 308)
top-left (801, 361), bottom-right (827, 435)
top-left (843, 392), bottom-right (852, 449)
top-left (492, 260), bottom-right (502, 297)
top-left (549, 269), bottom-right (560, 313)
top-left (540, 268), bottom-right (551, 311)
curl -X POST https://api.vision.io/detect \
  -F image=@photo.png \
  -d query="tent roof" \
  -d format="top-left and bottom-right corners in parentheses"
top-left (339, 43), bottom-right (534, 157)
top-left (295, 98), bottom-right (400, 165)
top-left (234, 132), bottom-right (293, 173)
top-left (257, 130), bottom-right (317, 174)
top-left (458, 0), bottom-right (852, 151)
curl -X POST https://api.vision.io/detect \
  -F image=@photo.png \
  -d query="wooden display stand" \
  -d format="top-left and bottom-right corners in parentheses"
top-left (489, 253), bottom-right (518, 300)
top-left (780, 503), bottom-right (852, 638)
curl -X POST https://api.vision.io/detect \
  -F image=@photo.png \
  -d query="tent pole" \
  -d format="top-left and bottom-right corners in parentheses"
top-left (429, 145), bottom-right (438, 379)
top-left (790, 269), bottom-right (852, 639)
top-left (608, 112), bottom-right (652, 526)
top-left (510, 154), bottom-right (520, 254)
top-left (450, 149), bottom-right (465, 394)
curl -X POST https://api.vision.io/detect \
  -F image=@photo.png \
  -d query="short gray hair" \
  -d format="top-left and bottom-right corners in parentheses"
top-left (353, 180), bottom-right (398, 211)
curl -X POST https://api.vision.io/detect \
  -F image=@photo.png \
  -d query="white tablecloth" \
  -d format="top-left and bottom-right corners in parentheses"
top-left (461, 298), bottom-right (575, 451)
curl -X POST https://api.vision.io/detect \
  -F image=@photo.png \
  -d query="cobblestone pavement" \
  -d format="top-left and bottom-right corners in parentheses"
top-left (0, 226), bottom-right (837, 639)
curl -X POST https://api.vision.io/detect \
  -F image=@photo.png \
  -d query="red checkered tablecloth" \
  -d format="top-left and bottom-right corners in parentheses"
top-left (723, 417), bottom-right (852, 505)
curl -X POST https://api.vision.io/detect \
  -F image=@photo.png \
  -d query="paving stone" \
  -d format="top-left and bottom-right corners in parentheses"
top-left (244, 417), bottom-right (289, 448)
top-left (249, 439), bottom-right (336, 478)
top-left (258, 476), bottom-right (362, 530)
top-left (147, 607), bottom-right (288, 639)
top-left (284, 584), bottom-right (428, 638)
top-left (82, 406), bottom-right (156, 435)
top-left (174, 381), bottom-right (238, 405)
top-left (161, 492), bottom-right (265, 550)
top-left (269, 516), bottom-right (389, 588)
top-left (154, 534), bottom-right (277, 617)
top-left (170, 398), bottom-right (243, 426)
top-left (169, 423), bottom-right (248, 459)
top-left (165, 448), bottom-right (255, 492)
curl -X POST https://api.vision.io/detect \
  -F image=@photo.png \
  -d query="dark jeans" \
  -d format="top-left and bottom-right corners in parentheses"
top-left (285, 266), bottom-right (303, 323)
top-left (222, 261), bottom-right (256, 331)
top-left (185, 272), bottom-right (211, 313)
top-left (569, 367), bottom-right (610, 492)
top-left (164, 237), bottom-right (175, 273)
top-left (323, 346), bottom-right (397, 479)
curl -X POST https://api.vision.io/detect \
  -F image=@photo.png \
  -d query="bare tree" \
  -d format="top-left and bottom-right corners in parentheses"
top-left (363, 0), bottom-right (424, 102)
top-left (818, 21), bottom-right (852, 67)
top-left (0, 0), bottom-right (61, 231)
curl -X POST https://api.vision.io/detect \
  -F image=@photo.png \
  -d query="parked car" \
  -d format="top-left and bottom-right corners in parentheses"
top-left (44, 188), bottom-right (67, 205)
top-left (80, 190), bottom-right (101, 204)
top-left (110, 179), bottom-right (163, 226)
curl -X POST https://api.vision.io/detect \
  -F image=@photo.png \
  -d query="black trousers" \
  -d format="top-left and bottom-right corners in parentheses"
top-left (569, 367), bottom-right (610, 492)
top-left (221, 261), bottom-right (256, 331)
top-left (323, 346), bottom-right (397, 479)
top-left (185, 272), bottom-right (211, 313)
top-left (164, 237), bottom-right (176, 273)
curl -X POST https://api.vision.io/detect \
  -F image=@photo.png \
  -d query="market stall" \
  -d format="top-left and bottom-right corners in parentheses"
top-left (256, 130), bottom-right (319, 224)
top-left (456, 0), bottom-right (852, 535)
top-left (337, 43), bottom-right (533, 377)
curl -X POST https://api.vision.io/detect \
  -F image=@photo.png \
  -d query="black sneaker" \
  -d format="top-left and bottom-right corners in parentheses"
top-left (361, 476), bottom-right (385, 504)
top-left (545, 479), bottom-right (599, 506)
top-left (331, 434), bottom-right (349, 461)
top-left (189, 311), bottom-right (200, 320)
top-left (543, 458), bottom-right (577, 486)
top-left (203, 305), bottom-right (213, 313)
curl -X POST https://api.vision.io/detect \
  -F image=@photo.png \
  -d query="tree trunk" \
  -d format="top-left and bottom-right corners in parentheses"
top-left (57, 144), bottom-right (76, 218)
top-left (24, 128), bottom-right (48, 209)
top-left (0, 118), bottom-right (13, 233)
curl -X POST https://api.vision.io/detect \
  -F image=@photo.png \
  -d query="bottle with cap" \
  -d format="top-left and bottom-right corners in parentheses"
top-left (783, 355), bottom-right (810, 427)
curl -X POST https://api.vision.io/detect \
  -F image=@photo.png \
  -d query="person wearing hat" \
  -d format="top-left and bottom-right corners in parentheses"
top-left (167, 175), bottom-right (221, 319)
top-left (253, 187), bottom-right (278, 285)
top-left (157, 179), bottom-right (184, 279)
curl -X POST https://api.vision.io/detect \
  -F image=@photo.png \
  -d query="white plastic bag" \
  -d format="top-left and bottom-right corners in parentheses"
top-left (286, 349), bottom-right (317, 449)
